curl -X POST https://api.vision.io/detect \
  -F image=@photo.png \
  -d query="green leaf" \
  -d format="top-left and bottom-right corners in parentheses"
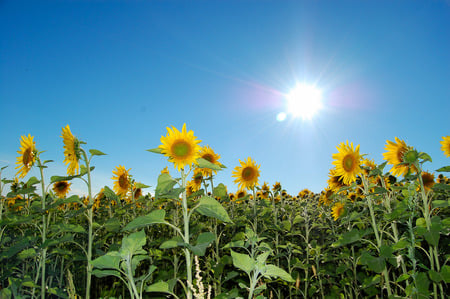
top-left (92, 269), bottom-right (121, 278)
top-left (231, 250), bottom-right (255, 276)
top-left (424, 229), bottom-right (440, 247)
top-left (17, 248), bottom-right (37, 260)
top-left (160, 236), bottom-right (184, 249)
top-left (189, 232), bottom-right (216, 256)
top-left (360, 252), bottom-right (386, 273)
top-left (416, 272), bottom-right (431, 296)
top-left (89, 149), bottom-right (106, 156)
top-left (91, 253), bottom-right (121, 270)
top-left (379, 245), bottom-right (394, 259)
top-left (418, 152), bottom-right (432, 163)
top-left (392, 239), bottom-right (409, 251)
top-left (146, 281), bottom-right (169, 293)
top-left (105, 218), bottom-right (121, 233)
top-left (197, 157), bottom-right (221, 171)
top-left (50, 167), bottom-right (94, 183)
top-left (396, 273), bottom-right (410, 283)
top-left (123, 210), bottom-right (168, 231)
top-left (256, 251), bottom-right (271, 265)
top-left (428, 270), bottom-right (443, 283)
top-left (213, 183), bottom-right (228, 198)
top-left (103, 186), bottom-right (119, 202)
top-left (134, 182), bottom-right (150, 189)
top-left (155, 173), bottom-right (178, 199)
top-left (147, 148), bottom-right (163, 154)
top-left (26, 176), bottom-right (40, 186)
top-left (196, 196), bottom-right (232, 223)
top-left (432, 183), bottom-right (450, 191)
top-left (263, 264), bottom-right (295, 282)
top-left (441, 265), bottom-right (450, 283)
top-left (332, 229), bottom-right (362, 247)
top-left (435, 166), bottom-right (450, 172)
top-left (432, 200), bottom-right (449, 209)
top-left (52, 223), bottom-right (86, 234)
top-left (120, 230), bottom-right (147, 257)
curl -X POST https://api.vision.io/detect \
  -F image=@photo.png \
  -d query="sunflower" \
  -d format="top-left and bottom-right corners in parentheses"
top-left (331, 202), bottom-right (345, 221)
top-left (327, 168), bottom-right (347, 192)
top-left (272, 182), bottom-right (281, 192)
top-left (159, 123), bottom-right (202, 171)
top-left (441, 136), bottom-right (450, 158)
top-left (319, 188), bottom-right (333, 206)
top-left (361, 158), bottom-right (377, 177)
top-left (232, 157), bottom-right (261, 190)
top-left (61, 125), bottom-right (81, 175)
top-left (236, 189), bottom-right (247, 199)
top-left (190, 168), bottom-right (203, 191)
top-left (52, 181), bottom-right (71, 198)
top-left (112, 165), bottom-right (131, 197)
top-left (383, 137), bottom-right (417, 177)
top-left (332, 141), bottom-right (362, 185)
top-left (198, 145), bottom-right (221, 177)
top-left (15, 135), bottom-right (36, 179)
top-left (420, 171), bottom-right (435, 192)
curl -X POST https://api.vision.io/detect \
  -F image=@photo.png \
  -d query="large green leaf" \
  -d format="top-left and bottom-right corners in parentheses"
top-left (91, 252), bottom-right (121, 270)
top-left (155, 173), bottom-right (179, 199)
top-left (189, 232), bottom-right (216, 256)
top-left (263, 264), bottom-right (295, 282)
top-left (231, 250), bottom-right (255, 276)
top-left (160, 236), bottom-right (184, 249)
top-left (213, 183), bottom-right (228, 198)
top-left (360, 252), bottom-right (386, 273)
top-left (146, 281), bottom-right (169, 293)
top-left (197, 157), bottom-right (222, 171)
top-left (123, 210), bottom-right (168, 231)
top-left (435, 166), bottom-right (450, 172)
top-left (50, 166), bottom-right (94, 183)
top-left (120, 230), bottom-right (147, 257)
top-left (196, 196), bottom-right (232, 223)
top-left (332, 229), bottom-right (364, 247)
top-left (92, 269), bottom-right (121, 278)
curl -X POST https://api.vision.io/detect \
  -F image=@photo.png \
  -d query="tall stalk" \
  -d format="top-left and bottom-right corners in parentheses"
top-left (181, 169), bottom-right (193, 299)
top-left (37, 157), bottom-right (47, 299)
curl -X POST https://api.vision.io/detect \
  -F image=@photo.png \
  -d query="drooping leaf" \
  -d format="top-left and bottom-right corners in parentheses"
top-left (196, 157), bottom-right (221, 171)
top-left (263, 264), bottom-right (295, 282)
top-left (196, 196), bottom-right (232, 223)
top-left (91, 253), bottom-right (121, 270)
top-left (160, 236), bottom-right (184, 249)
top-left (92, 269), bottom-right (121, 279)
top-left (155, 173), bottom-right (178, 199)
top-left (89, 149), bottom-right (107, 156)
top-left (134, 182), bottom-right (150, 189)
top-left (123, 210), bottom-right (168, 231)
top-left (120, 230), bottom-right (147, 257)
top-left (146, 281), bottom-right (169, 293)
top-left (435, 166), bottom-right (450, 172)
top-left (189, 232), bottom-right (216, 256)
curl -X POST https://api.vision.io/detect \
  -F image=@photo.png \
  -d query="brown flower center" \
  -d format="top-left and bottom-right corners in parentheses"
top-left (172, 140), bottom-right (191, 158)
top-left (242, 167), bottom-right (256, 181)
top-left (202, 153), bottom-right (214, 163)
top-left (343, 154), bottom-right (355, 172)
top-left (119, 174), bottom-right (129, 189)
top-left (23, 148), bottom-right (33, 167)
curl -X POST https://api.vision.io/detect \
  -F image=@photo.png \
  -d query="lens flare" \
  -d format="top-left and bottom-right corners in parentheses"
top-left (286, 84), bottom-right (322, 120)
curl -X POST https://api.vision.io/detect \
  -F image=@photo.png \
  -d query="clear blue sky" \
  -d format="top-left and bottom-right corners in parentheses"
top-left (1, 0), bottom-right (449, 196)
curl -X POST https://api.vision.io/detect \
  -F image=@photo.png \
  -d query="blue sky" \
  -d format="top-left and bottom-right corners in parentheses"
top-left (1, 0), bottom-right (449, 196)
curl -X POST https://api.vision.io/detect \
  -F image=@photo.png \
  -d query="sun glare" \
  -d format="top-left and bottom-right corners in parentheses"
top-left (286, 84), bottom-right (322, 120)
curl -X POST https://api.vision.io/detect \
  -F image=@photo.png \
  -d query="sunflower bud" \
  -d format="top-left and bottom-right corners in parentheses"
top-left (403, 148), bottom-right (419, 164)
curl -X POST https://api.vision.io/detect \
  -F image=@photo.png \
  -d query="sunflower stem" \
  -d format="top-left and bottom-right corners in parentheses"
top-left (37, 157), bottom-right (47, 299)
top-left (181, 168), bottom-right (193, 299)
top-left (81, 149), bottom-right (94, 299)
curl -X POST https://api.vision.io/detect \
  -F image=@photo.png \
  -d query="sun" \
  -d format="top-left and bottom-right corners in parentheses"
top-left (286, 84), bottom-right (322, 120)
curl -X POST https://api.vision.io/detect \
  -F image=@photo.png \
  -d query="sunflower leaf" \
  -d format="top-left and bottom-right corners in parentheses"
top-left (196, 196), bottom-right (232, 223)
top-left (147, 148), bottom-right (163, 154)
top-left (436, 166), bottom-right (450, 172)
top-left (26, 176), bottom-right (40, 186)
top-left (122, 210), bottom-right (168, 231)
top-left (1, 166), bottom-right (8, 171)
top-left (134, 182), bottom-right (150, 189)
top-left (197, 158), bottom-right (222, 171)
top-left (89, 149), bottom-right (107, 156)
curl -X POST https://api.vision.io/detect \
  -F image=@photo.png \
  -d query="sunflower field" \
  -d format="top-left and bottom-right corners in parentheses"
top-left (0, 125), bottom-right (449, 299)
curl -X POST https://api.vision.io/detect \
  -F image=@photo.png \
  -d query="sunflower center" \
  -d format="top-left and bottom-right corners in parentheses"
top-left (202, 154), bottom-right (214, 163)
top-left (56, 182), bottom-right (68, 191)
top-left (342, 154), bottom-right (355, 172)
top-left (242, 167), bottom-right (255, 181)
top-left (172, 140), bottom-right (191, 158)
top-left (23, 148), bottom-right (33, 167)
top-left (119, 174), bottom-right (128, 189)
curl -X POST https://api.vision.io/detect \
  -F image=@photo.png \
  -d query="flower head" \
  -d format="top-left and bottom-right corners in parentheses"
top-left (61, 125), bottom-right (81, 175)
top-left (15, 134), bottom-right (36, 178)
top-left (331, 202), bottom-right (345, 221)
top-left (441, 136), bottom-right (450, 158)
top-left (159, 124), bottom-right (202, 171)
top-left (53, 181), bottom-right (71, 198)
top-left (232, 157), bottom-right (260, 190)
top-left (198, 145), bottom-right (221, 177)
top-left (383, 137), bottom-right (417, 177)
top-left (112, 165), bottom-right (131, 197)
top-left (332, 141), bottom-right (362, 185)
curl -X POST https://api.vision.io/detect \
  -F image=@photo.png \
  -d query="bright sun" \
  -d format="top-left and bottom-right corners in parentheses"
top-left (286, 84), bottom-right (322, 120)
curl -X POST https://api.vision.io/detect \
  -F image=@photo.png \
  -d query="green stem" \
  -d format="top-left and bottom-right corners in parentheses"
top-left (81, 150), bottom-right (94, 299)
top-left (181, 169), bottom-right (193, 299)
top-left (37, 158), bottom-right (47, 299)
